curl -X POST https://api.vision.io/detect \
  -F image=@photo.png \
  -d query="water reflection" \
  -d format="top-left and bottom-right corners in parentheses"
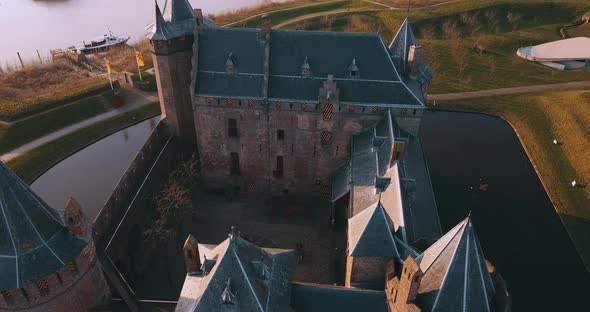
top-left (32, 116), bottom-right (160, 220)
top-left (1, 0), bottom-right (287, 62)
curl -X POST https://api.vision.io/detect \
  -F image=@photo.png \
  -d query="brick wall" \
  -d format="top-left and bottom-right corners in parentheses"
top-left (0, 240), bottom-right (110, 311)
top-left (193, 96), bottom-right (392, 196)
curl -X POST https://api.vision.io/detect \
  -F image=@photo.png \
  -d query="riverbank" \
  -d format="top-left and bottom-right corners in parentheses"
top-left (6, 103), bottom-right (160, 184)
top-left (432, 89), bottom-right (590, 271)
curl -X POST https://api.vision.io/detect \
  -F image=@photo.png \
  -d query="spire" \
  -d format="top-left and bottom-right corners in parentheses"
top-left (0, 161), bottom-right (89, 289)
top-left (389, 18), bottom-right (417, 71)
top-left (301, 56), bottom-right (311, 76)
top-left (162, 0), bottom-right (195, 22)
top-left (414, 216), bottom-right (495, 311)
top-left (148, 1), bottom-right (174, 40)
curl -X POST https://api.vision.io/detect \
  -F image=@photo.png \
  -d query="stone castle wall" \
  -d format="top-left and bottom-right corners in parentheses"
top-left (0, 240), bottom-right (110, 311)
top-left (92, 120), bottom-right (173, 252)
top-left (193, 97), bottom-right (393, 196)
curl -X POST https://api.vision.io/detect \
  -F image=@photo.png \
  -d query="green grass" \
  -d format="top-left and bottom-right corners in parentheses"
top-left (0, 79), bottom-right (110, 122)
top-left (6, 103), bottom-right (161, 184)
top-left (0, 92), bottom-right (116, 154)
top-left (434, 89), bottom-right (590, 271)
top-left (277, 0), bottom-right (590, 92)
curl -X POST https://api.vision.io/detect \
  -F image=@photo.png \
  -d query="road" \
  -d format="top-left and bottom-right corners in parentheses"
top-left (0, 87), bottom-right (158, 162)
top-left (428, 80), bottom-right (590, 101)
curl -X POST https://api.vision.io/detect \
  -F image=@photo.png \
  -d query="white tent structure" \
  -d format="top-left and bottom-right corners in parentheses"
top-left (517, 37), bottom-right (590, 70)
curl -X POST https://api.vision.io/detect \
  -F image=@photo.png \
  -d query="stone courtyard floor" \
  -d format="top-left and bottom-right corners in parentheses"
top-left (130, 189), bottom-right (346, 301)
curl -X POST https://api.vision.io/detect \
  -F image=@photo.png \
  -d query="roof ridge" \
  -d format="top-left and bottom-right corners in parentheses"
top-left (272, 29), bottom-right (380, 38)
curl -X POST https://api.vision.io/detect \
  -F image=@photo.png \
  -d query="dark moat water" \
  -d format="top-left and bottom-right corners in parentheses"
top-left (420, 110), bottom-right (590, 311)
top-left (31, 116), bottom-right (159, 221)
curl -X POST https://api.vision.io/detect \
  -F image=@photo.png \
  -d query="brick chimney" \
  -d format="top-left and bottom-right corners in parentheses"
top-left (260, 14), bottom-right (271, 39)
top-left (194, 9), bottom-right (204, 33)
top-left (407, 44), bottom-right (424, 78)
top-left (183, 234), bottom-right (201, 273)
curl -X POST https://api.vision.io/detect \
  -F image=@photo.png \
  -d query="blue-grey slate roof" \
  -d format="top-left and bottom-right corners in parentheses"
top-left (389, 18), bottom-right (416, 69)
top-left (0, 162), bottom-right (88, 290)
top-left (194, 26), bottom-right (424, 105)
top-left (196, 72), bottom-right (264, 98)
top-left (349, 204), bottom-right (399, 257)
top-left (290, 283), bottom-right (388, 312)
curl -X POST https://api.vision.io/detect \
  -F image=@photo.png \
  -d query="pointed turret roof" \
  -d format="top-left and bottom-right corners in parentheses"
top-left (348, 202), bottom-right (399, 257)
top-left (147, 2), bottom-right (175, 41)
top-left (415, 215), bottom-right (495, 311)
top-left (389, 18), bottom-right (416, 70)
top-left (0, 162), bottom-right (88, 289)
top-left (176, 234), bottom-right (295, 311)
top-left (162, 0), bottom-right (195, 22)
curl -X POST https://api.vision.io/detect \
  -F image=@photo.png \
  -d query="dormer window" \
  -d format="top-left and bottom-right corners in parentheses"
top-left (348, 58), bottom-right (359, 78)
top-left (221, 278), bottom-right (235, 305)
top-left (301, 56), bottom-right (311, 76)
top-left (226, 52), bottom-right (236, 73)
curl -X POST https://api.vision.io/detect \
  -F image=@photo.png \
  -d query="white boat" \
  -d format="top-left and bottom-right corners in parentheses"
top-left (78, 31), bottom-right (130, 54)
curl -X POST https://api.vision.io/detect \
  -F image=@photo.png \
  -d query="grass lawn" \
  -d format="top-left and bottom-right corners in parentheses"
top-left (277, 0), bottom-right (590, 92)
top-left (433, 89), bottom-right (590, 271)
top-left (0, 92), bottom-right (116, 154)
top-left (6, 103), bottom-right (160, 184)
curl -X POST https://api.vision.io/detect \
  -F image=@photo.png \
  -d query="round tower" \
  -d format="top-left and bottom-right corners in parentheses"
top-left (0, 162), bottom-right (110, 311)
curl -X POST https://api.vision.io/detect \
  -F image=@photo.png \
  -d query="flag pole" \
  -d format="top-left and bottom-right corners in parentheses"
top-left (108, 71), bottom-right (114, 90)
top-left (106, 59), bottom-right (114, 90)
top-left (135, 50), bottom-right (143, 81)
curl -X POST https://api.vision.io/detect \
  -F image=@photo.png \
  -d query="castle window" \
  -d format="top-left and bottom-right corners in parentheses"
top-left (413, 109), bottom-right (417, 115)
top-left (323, 103), bottom-right (333, 120)
top-left (56, 272), bottom-right (63, 285)
top-left (36, 280), bottom-right (49, 297)
top-left (230, 153), bottom-right (240, 175)
top-left (277, 129), bottom-right (285, 141)
top-left (20, 288), bottom-right (29, 302)
top-left (228, 119), bottom-right (238, 137)
top-left (226, 52), bottom-right (236, 73)
top-left (322, 131), bottom-right (333, 145)
top-left (348, 58), bottom-right (359, 78)
top-left (274, 156), bottom-right (284, 177)
top-left (301, 56), bottom-right (311, 76)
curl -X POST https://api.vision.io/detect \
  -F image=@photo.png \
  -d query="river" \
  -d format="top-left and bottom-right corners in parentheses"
top-left (420, 110), bottom-right (590, 311)
top-left (31, 116), bottom-right (159, 221)
top-left (0, 0), bottom-right (286, 64)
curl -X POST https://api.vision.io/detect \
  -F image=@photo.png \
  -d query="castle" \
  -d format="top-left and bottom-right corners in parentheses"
top-left (0, 0), bottom-right (508, 311)
top-left (145, 0), bottom-right (505, 311)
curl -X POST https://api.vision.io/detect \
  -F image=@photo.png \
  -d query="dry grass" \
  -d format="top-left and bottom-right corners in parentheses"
top-left (377, 0), bottom-right (457, 7)
top-left (209, 0), bottom-right (319, 25)
top-left (93, 40), bottom-right (154, 73)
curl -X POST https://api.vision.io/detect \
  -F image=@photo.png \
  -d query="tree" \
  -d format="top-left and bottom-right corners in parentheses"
top-left (484, 10), bottom-right (499, 34)
top-left (506, 12), bottom-right (522, 31)
top-left (442, 19), bottom-right (460, 40)
top-left (461, 12), bottom-right (481, 37)
top-left (421, 24), bottom-right (436, 40)
top-left (322, 15), bottom-right (336, 31)
top-left (143, 154), bottom-right (198, 287)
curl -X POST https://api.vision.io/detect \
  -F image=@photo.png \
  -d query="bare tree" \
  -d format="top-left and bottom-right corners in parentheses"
top-left (323, 15), bottom-right (336, 31)
top-left (461, 12), bottom-right (481, 37)
top-left (506, 12), bottom-right (522, 31)
top-left (143, 154), bottom-right (198, 287)
top-left (442, 19), bottom-right (460, 39)
top-left (421, 24), bottom-right (436, 40)
top-left (484, 10), bottom-right (499, 33)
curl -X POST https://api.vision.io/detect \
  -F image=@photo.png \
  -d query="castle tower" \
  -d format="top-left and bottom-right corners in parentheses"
top-left (147, 0), bottom-right (198, 154)
top-left (0, 162), bottom-right (110, 311)
top-left (63, 197), bottom-right (88, 237)
top-left (386, 256), bottom-right (423, 312)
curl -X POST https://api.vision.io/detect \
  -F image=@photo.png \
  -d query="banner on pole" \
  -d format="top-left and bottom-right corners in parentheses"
top-left (106, 59), bottom-right (112, 74)
top-left (135, 51), bottom-right (145, 67)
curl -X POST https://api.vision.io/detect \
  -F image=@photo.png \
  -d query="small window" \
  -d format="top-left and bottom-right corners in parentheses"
top-left (230, 153), bottom-right (240, 175)
top-left (228, 119), bottom-right (238, 137)
top-left (1, 290), bottom-right (13, 305)
top-left (277, 129), bottom-right (285, 141)
top-left (395, 152), bottom-right (401, 160)
top-left (274, 156), bottom-right (284, 177)
top-left (321, 131), bottom-right (333, 145)
top-left (413, 109), bottom-right (417, 116)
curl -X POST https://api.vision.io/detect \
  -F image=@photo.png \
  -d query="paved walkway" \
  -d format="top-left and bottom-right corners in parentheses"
top-left (428, 80), bottom-right (590, 101)
top-left (0, 88), bottom-right (158, 162)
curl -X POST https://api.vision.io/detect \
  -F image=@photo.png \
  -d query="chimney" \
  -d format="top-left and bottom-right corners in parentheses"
top-left (407, 44), bottom-right (424, 78)
top-left (183, 234), bottom-right (201, 273)
top-left (194, 9), bottom-right (204, 34)
top-left (260, 14), bottom-right (271, 39)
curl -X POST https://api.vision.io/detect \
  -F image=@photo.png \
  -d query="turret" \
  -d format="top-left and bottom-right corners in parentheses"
top-left (63, 197), bottom-right (88, 237)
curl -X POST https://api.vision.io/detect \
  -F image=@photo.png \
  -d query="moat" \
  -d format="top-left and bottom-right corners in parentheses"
top-left (32, 111), bottom-right (589, 310)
